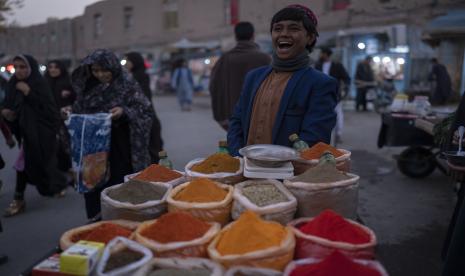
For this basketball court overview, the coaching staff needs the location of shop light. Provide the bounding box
[40,65,47,72]
[357,42,366,50]
[373,56,381,63]
[120,59,127,66]
[0,66,5,72]
[10,68,15,74]
[6,64,14,73]
[396,57,405,65]
[382,56,391,64]
[204,58,211,65]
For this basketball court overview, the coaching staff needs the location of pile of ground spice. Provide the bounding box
[216,211,286,255]
[291,159,352,183]
[298,210,371,244]
[140,212,211,244]
[133,164,182,183]
[290,251,381,276]
[242,183,289,207]
[191,153,240,174]
[301,142,344,160]
[149,268,211,276]
[103,248,144,272]
[72,223,133,244]
[174,178,228,203]
[107,179,165,205]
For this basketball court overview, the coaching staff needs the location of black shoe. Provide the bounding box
[0,254,8,265]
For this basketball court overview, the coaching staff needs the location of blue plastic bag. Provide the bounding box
[66,113,112,193]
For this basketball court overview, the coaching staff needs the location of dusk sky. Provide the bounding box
[7,0,100,26]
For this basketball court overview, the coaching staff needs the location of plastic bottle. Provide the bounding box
[289,133,309,152]
[218,140,229,154]
[158,150,173,169]
[318,151,337,166]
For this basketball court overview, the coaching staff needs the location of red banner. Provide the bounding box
[231,0,239,25]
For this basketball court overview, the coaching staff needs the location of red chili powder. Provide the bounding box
[133,164,182,183]
[72,223,132,244]
[290,251,381,276]
[298,210,371,244]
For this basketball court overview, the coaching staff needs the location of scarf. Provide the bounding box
[272,51,310,72]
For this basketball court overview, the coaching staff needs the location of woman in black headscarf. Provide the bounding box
[1,55,68,216]
[125,52,163,163]
[72,49,153,219]
[45,60,76,108]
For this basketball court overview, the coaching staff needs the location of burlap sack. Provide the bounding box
[293,149,351,175]
[123,170,186,187]
[167,181,234,226]
[134,257,224,276]
[185,157,246,185]
[224,266,281,276]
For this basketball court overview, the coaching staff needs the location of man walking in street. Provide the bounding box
[209,22,271,131]
[355,56,375,111]
[315,47,350,143]
[429,58,452,105]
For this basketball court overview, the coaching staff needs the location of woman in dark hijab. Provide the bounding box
[45,60,76,108]
[1,54,68,216]
[72,49,153,219]
[125,52,163,163]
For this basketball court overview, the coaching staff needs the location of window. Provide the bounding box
[332,0,350,10]
[124,6,134,31]
[50,31,56,42]
[94,13,103,39]
[163,0,178,30]
[40,34,46,44]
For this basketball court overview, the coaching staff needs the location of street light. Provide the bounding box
[357,42,366,50]
[382,56,391,64]
[120,59,127,66]
[204,58,211,65]
[0,67,5,73]
[40,65,47,72]
[373,56,381,63]
[396,57,405,65]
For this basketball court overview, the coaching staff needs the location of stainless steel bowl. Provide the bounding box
[239,144,299,167]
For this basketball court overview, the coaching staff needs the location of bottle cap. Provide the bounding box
[219,140,228,147]
[289,133,299,142]
[158,150,167,158]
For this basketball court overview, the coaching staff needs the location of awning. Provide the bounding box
[422,10,465,40]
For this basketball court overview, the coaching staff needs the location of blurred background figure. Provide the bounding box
[171,58,194,111]
[355,56,376,112]
[315,47,350,144]
[429,58,452,105]
[125,52,164,163]
[209,21,271,131]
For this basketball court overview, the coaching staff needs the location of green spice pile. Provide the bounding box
[292,162,351,183]
[242,183,289,207]
[103,248,144,272]
[149,268,211,276]
[107,180,165,204]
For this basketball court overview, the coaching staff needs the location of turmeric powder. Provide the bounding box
[301,142,344,160]
[216,211,286,255]
[191,153,239,174]
[174,178,228,203]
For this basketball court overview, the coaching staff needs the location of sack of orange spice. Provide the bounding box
[185,153,245,184]
[134,212,221,258]
[167,178,234,226]
[293,142,351,175]
[134,257,224,276]
[124,164,186,188]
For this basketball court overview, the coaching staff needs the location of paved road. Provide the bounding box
[0,95,456,275]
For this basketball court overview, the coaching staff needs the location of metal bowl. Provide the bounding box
[239,144,299,167]
[443,151,465,167]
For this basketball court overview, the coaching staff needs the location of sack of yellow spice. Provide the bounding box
[167,178,234,226]
[185,153,245,185]
[207,211,295,271]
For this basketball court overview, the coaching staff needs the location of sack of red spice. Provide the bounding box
[232,179,297,225]
[123,164,186,187]
[283,252,388,276]
[101,180,171,222]
[167,179,234,226]
[60,220,140,250]
[134,257,224,276]
[288,210,377,260]
[224,266,281,276]
[293,145,352,175]
[95,237,153,276]
[284,172,360,219]
[185,156,245,185]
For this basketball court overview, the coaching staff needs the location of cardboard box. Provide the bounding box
[32,254,69,276]
[60,241,104,275]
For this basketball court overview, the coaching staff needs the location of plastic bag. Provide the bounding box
[60,220,140,250]
[284,174,360,219]
[185,157,245,184]
[232,179,297,225]
[124,170,186,188]
[134,257,224,276]
[134,220,220,258]
[66,113,111,193]
[167,181,234,226]
[208,224,295,271]
[283,257,388,276]
[101,182,171,221]
[224,266,281,276]
[292,149,351,175]
[288,217,377,260]
[95,237,153,276]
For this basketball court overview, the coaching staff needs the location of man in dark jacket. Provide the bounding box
[315,47,350,143]
[430,58,452,105]
[210,22,271,131]
[355,56,375,111]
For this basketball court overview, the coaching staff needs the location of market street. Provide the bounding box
[0,95,457,276]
